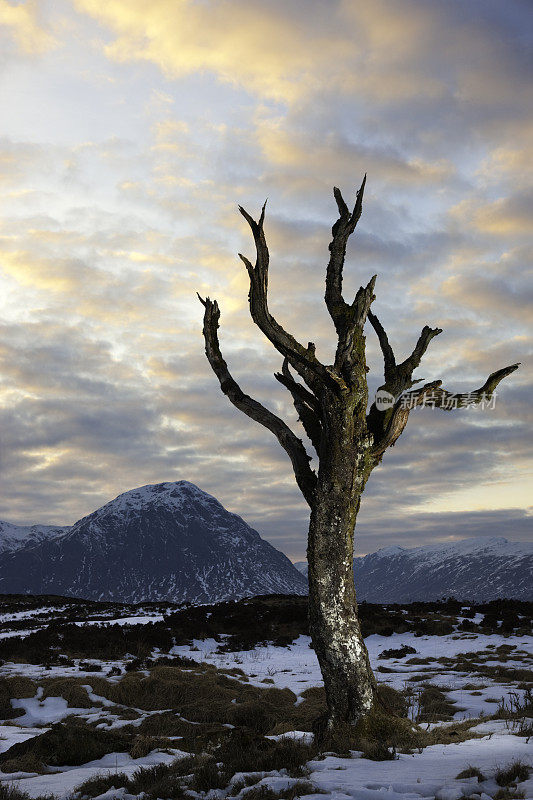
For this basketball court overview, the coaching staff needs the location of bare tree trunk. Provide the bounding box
[307,398,376,731]
[308,497,375,730]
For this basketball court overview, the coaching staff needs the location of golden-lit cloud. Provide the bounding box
[473,196,531,237]
[0,249,81,293]
[441,273,531,326]
[73,0,336,102]
[449,193,532,238]
[0,0,56,54]
[70,0,470,106]
[477,127,533,192]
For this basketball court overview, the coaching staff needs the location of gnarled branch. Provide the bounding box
[324,179,377,381]
[366,309,515,456]
[367,310,396,384]
[326,176,366,331]
[238,203,329,393]
[368,310,442,396]
[370,380,442,461]
[403,363,520,410]
[275,357,322,455]
[366,310,442,449]
[370,363,519,462]
[198,294,317,506]
[401,325,443,379]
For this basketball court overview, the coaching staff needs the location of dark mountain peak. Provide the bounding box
[0,482,306,604]
[74,481,220,524]
[100,481,218,513]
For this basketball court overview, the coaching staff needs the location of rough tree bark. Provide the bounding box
[198,178,518,734]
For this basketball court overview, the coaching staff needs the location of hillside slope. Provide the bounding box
[0,482,307,603]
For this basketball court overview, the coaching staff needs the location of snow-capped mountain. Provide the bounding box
[294,536,533,601]
[0,521,70,555]
[0,482,307,603]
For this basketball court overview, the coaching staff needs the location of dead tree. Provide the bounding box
[198,177,518,733]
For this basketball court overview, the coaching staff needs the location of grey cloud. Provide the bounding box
[0,0,531,562]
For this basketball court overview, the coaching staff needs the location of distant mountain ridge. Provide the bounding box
[0,482,307,604]
[0,521,70,555]
[2,489,530,603]
[294,536,533,601]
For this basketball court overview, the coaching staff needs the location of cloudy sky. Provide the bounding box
[0,0,531,560]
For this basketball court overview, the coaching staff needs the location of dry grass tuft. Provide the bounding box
[456,765,486,781]
[416,685,457,722]
[0,720,130,771]
[128,734,176,759]
[41,678,93,708]
[0,677,37,720]
[0,753,48,775]
[495,759,530,787]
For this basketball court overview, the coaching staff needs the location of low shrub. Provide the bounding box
[493,789,525,800]
[377,684,409,718]
[78,662,102,672]
[216,729,315,775]
[378,645,417,660]
[413,619,455,636]
[129,734,175,759]
[317,706,419,759]
[421,718,483,747]
[0,753,47,775]
[357,738,397,761]
[238,782,320,800]
[130,761,193,794]
[282,780,321,799]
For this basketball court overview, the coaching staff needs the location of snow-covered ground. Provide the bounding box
[172,630,533,718]
[0,612,531,800]
[306,729,533,800]
[0,608,69,625]
[0,607,171,638]
[0,747,186,799]
[73,615,166,627]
